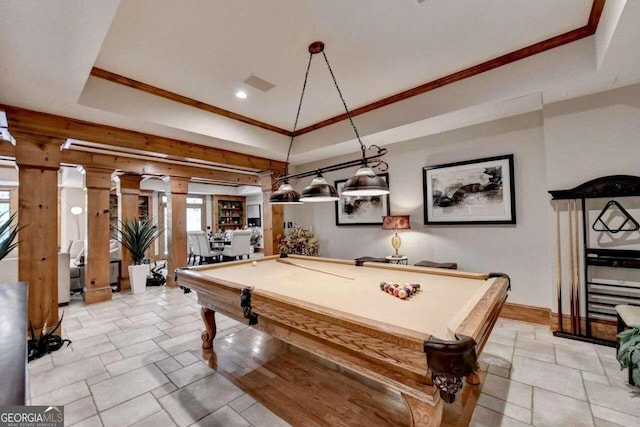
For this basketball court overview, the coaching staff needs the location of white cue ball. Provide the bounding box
[252,261,258,267]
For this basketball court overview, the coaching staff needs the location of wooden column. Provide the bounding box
[83,167,114,304]
[260,173,284,256]
[164,176,189,287]
[14,132,63,335]
[117,173,142,291]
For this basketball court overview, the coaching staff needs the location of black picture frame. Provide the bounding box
[334,173,390,226]
[423,154,516,225]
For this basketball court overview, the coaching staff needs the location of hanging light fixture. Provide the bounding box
[269,41,389,204]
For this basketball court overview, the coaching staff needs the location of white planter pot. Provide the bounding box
[128,264,150,294]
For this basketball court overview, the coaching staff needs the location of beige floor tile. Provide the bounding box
[168,314,198,326]
[157,330,202,355]
[105,348,168,376]
[555,345,604,375]
[65,396,97,425]
[470,406,531,427]
[91,364,169,411]
[70,414,103,427]
[100,393,162,427]
[514,337,555,363]
[481,374,532,409]
[130,410,176,427]
[532,387,593,427]
[241,402,292,427]
[67,323,121,342]
[108,325,164,348]
[193,406,249,427]
[30,380,89,406]
[174,351,199,367]
[119,340,160,358]
[52,342,115,367]
[585,381,640,418]
[71,334,111,350]
[152,382,178,399]
[477,394,531,424]
[591,404,640,427]
[99,349,123,365]
[86,372,111,386]
[163,320,204,338]
[29,361,55,375]
[229,394,256,413]
[510,355,586,400]
[167,361,214,388]
[156,357,182,374]
[582,371,609,386]
[159,374,243,427]
[488,365,510,378]
[30,356,106,397]
[479,342,514,369]
[128,311,162,323]
[156,321,174,331]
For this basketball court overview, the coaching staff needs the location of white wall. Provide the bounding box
[286,83,640,310]
[291,112,551,307]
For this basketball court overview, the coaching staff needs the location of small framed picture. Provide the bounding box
[335,173,390,226]
[423,154,516,225]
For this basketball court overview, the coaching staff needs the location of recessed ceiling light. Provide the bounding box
[235,90,248,99]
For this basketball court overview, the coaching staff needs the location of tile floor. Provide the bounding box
[28,287,640,427]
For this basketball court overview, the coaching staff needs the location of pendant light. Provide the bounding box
[269,41,389,204]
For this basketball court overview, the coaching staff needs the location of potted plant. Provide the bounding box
[0,212,19,261]
[110,218,162,294]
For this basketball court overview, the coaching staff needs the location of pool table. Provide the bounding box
[176,255,509,427]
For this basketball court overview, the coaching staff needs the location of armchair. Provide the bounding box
[222,230,252,261]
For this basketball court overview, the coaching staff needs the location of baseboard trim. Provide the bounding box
[500,302,551,325]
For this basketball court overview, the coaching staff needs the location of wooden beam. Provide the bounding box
[1,104,286,173]
[260,173,284,256]
[83,167,114,305]
[14,133,63,335]
[90,67,293,137]
[165,176,189,287]
[117,173,143,292]
[60,149,260,185]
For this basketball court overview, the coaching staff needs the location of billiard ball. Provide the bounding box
[252,261,258,267]
[393,287,400,297]
[398,289,408,299]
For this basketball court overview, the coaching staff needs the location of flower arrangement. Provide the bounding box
[278,224,318,256]
[250,228,262,246]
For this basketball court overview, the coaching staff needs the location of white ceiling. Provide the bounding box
[1,0,640,167]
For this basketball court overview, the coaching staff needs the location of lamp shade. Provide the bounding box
[299,174,340,202]
[382,215,411,230]
[269,182,303,204]
[340,167,390,197]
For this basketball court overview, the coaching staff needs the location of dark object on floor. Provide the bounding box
[146,261,166,286]
[27,312,71,362]
[414,260,458,270]
[354,256,389,266]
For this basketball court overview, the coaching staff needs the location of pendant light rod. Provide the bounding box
[278,145,388,181]
[320,51,367,163]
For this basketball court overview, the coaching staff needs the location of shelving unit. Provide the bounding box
[549,175,640,345]
[213,195,246,232]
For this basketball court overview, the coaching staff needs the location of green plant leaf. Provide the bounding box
[110,218,163,265]
[0,212,20,261]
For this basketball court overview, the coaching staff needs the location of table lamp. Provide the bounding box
[382,215,411,258]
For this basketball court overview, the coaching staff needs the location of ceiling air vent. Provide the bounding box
[243,75,275,92]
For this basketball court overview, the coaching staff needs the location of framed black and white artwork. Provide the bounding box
[423,154,516,225]
[335,173,390,226]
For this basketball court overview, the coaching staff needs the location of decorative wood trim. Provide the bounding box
[500,302,551,325]
[0,104,286,173]
[549,175,640,199]
[90,67,293,137]
[295,0,606,135]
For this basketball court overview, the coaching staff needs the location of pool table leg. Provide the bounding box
[201,307,216,349]
[465,364,481,385]
[401,393,443,427]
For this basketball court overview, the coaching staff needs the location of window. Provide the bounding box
[0,190,11,221]
[186,195,205,232]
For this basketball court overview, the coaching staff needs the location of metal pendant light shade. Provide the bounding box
[299,174,340,202]
[340,166,390,197]
[269,181,303,204]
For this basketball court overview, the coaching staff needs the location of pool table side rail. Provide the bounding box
[178,267,430,372]
[176,266,440,403]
